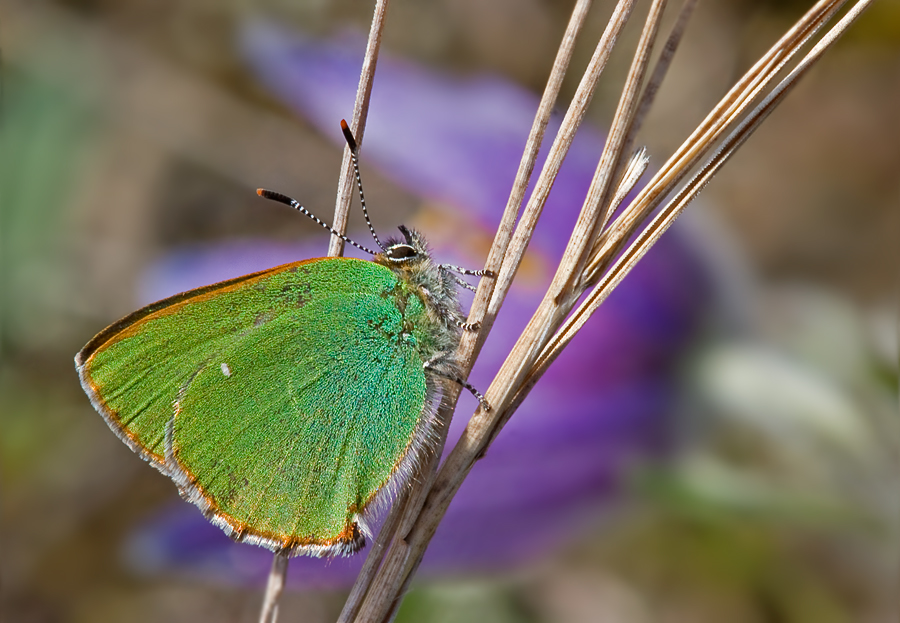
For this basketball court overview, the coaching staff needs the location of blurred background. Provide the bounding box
[2,1,897,622]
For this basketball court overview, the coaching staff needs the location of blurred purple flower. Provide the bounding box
[125,21,712,587]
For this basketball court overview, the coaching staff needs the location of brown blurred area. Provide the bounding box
[1,1,897,622]
[14,0,898,300]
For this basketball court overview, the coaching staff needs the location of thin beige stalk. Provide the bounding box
[514,0,863,417]
[626,0,698,154]
[611,148,651,213]
[327,0,391,258]
[336,486,410,623]
[258,553,288,623]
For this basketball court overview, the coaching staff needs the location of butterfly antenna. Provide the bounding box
[340,119,385,251]
[256,189,378,256]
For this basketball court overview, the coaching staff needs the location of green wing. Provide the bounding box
[76,257,428,556]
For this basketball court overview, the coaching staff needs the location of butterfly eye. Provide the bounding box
[386,245,417,260]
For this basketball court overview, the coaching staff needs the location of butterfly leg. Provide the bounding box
[441,264,496,279]
[423,359,490,411]
[419,283,481,331]
[455,318,480,332]
[440,265,496,293]
[446,271,478,293]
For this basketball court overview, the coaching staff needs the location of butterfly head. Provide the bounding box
[377,225,433,271]
[374,225,464,318]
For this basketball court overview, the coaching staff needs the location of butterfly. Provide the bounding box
[75,121,490,557]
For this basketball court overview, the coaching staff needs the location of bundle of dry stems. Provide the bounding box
[256,1,875,621]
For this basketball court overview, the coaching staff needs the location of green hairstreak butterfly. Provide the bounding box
[75,121,490,557]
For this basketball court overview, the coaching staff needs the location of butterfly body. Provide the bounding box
[76,227,464,557]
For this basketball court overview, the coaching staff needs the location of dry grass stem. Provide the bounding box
[587,0,851,281]
[258,553,288,623]
[580,0,860,292]
[327,0,391,258]
[586,0,668,240]
[435,0,674,464]
[538,0,872,397]
[486,0,637,327]
[468,0,595,354]
[628,0,698,151]
[336,487,410,623]
[459,0,666,482]
[610,147,651,218]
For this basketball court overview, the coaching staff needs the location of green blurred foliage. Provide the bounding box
[1,69,98,357]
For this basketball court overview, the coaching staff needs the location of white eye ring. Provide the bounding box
[386,245,417,260]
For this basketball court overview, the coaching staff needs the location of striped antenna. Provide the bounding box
[256,189,378,256]
[340,120,385,251]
